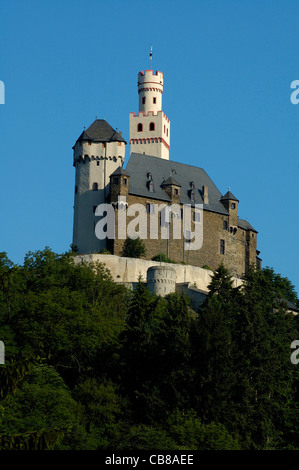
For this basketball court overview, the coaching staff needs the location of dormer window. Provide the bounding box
[147,172,152,180]
[190,189,195,202]
[137,123,143,132]
[149,181,154,192]
[149,122,155,131]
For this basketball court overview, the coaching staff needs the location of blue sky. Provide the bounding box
[0,0,298,293]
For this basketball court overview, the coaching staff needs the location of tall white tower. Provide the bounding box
[129,70,170,160]
[72,119,126,254]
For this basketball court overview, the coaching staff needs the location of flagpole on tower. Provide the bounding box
[149,45,153,70]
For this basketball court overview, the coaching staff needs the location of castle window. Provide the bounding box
[181,208,184,219]
[167,128,168,136]
[146,203,155,214]
[190,189,195,202]
[153,97,156,104]
[75,185,78,194]
[231,203,236,209]
[220,239,225,255]
[92,182,98,191]
[193,211,200,222]
[174,188,178,195]
[123,178,127,186]
[102,143,106,148]
[160,207,170,226]
[97,161,100,166]
[149,122,155,131]
[137,123,143,132]
[149,181,154,192]
[113,177,119,185]
[185,230,192,243]
[223,220,228,230]
[118,142,121,146]
[142,97,146,104]
[88,141,91,146]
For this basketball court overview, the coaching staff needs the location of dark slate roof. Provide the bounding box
[110,166,129,177]
[277,298,299,313]
[220,190,239,202]
[237,219,257,233]
[161,176,181,187]
[75,119,127,146]
[124,153,229,215]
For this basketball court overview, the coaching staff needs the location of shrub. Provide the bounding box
[122,237,146,259]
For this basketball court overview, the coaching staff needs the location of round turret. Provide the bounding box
[147,265,176,296]
[138,70,164,114]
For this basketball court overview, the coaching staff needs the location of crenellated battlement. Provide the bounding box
[129,110,170,122]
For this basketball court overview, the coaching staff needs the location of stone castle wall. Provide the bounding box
[74,254,243,293]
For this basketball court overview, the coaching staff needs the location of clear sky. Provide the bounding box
[0,0,298,293]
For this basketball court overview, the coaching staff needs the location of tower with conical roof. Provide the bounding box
[129,70,170,160]
[72,119,126,254]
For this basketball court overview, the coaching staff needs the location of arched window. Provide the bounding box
[137,123,143,132]
[92,182,98,191]
[149,122,155,131]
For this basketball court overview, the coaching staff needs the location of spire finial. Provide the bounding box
[149,44,153,70]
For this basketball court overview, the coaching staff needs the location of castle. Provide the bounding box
[72,68,261,294]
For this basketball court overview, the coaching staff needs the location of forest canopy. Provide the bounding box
[0,248,298,450]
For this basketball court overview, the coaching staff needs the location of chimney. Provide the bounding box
[202,185,209,204]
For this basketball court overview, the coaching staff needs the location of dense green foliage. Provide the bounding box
[122,237,146,258]
[0,249,298,450]
[152,253,177,263]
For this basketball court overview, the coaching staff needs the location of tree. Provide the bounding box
[72,378,125,450]
[122,237,146,258]
[167,409,241,450]
[119,280,166,422]
[0,363,74,450]
[192,265,240,425]
[232,267,298,449]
